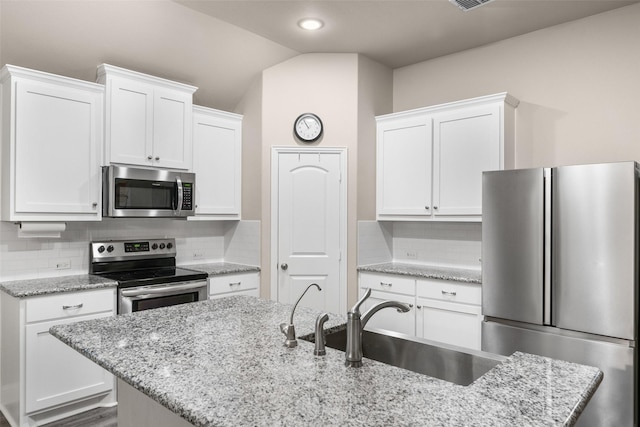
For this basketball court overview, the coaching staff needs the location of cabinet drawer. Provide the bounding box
[359,272,415,296]
[209,273,259,296]
[26,289,115,323]
[417,279,481,305]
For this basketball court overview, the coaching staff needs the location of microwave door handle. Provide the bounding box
[175,176,183,216]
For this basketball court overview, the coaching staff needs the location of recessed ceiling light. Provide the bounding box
[298,18,324,31]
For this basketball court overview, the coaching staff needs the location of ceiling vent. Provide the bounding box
[449,0,495,11]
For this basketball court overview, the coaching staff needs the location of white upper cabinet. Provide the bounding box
[376,93,518,221]
[190,106,242,220]
[0,65,104,221]
[97,64,197,170]
[376,111,432,216]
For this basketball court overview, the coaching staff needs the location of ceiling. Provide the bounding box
[176,0,638,69]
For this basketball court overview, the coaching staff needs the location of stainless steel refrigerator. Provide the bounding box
[482,162,638,427]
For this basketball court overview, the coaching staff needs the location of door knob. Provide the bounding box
[280,263,288,271]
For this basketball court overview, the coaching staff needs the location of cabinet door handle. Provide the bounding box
[155,156,160,161]
[147,155,153,160]
[380,282,392,288]
[433,206,439,210]
[62,303,83,310]
[425,206,430,210]
[416,305,422,309]
[441,290,457,296]
[229,282,241,288]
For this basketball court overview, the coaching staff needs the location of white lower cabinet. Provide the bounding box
[361,290,416,336]
[1,289,116,426]
[358,272,482,351]
[209,272,260,299]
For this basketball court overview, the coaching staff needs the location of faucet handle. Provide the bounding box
[314,313,329,356]
[350,288,372,314]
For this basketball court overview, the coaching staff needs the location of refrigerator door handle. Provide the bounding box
[543,168,552,326]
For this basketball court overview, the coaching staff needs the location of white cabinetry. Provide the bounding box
[359,272,416,335]
[209,272,259,299]
[358,272,482,350]
[416,279,482,350]
[191,106,242,220]
[376,93,518,221]
[97,64,197,170]
[1,289,116,426]
[0,65,103,221]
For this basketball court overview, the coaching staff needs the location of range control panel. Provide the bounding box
[91,238,176,261]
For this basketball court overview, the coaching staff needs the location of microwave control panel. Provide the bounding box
[182,183,193,210]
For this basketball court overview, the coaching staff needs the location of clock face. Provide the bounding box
[294,113,323,142]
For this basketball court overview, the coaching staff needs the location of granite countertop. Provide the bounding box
[359,262,482,284]
[0,274,118,298]
[0,263,258,298]
[180,262,260,276]
[50,296,601,427]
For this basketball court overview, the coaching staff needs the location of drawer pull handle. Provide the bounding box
[441,290,457,296]
[380,282,393,288]
[62,303,83,310]
[229,282,241,287]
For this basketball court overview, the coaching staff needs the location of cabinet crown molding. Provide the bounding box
[0,64,104,93]
[96,63,197,94]
[377,92,519,122]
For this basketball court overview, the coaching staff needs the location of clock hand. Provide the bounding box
[304,120,310,129]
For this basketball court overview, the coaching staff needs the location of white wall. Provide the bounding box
[0,220,260,282]
[393,3,640,168]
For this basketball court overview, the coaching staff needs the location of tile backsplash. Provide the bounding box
[358,221,481,270]
[0,220,260,281]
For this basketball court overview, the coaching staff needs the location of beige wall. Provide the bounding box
[235,76,263,221]
[393,3,640,168]
[357,55,394,221]
[0,1,296,112]
[256,53,391,306]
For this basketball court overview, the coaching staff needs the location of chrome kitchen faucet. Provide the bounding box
[279,283,322,348]
[345,288,411,367]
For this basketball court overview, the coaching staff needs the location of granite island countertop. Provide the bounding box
[359,262,482,284]
[50,296,601,426]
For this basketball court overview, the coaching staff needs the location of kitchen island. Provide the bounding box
[50,296,602,426]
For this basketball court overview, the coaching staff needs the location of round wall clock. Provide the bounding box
[294,113,323,143]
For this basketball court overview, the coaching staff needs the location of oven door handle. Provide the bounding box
[121,281,206,298]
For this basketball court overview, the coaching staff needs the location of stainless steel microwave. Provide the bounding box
[102,165,195,218]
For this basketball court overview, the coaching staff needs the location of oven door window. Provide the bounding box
[132,292,198,312]
[115,178,176,210]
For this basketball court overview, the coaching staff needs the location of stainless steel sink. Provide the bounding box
[304,327,507,386]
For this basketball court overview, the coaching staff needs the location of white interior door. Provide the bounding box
[272,149,345,314]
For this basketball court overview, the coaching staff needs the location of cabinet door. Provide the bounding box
[153,88,192,170]
[376,114,432,217]
[360,289,415,335]
[432,104,500,216]
[416,298,482,350]
[107,78,154,166]
[192,110,242,218]
[14,80,102,219]
[25,312,114,413]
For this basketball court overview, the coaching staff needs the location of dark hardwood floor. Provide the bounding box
[0,406,116,427]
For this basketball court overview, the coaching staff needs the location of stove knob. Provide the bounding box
[167,242,173,249]
[152,243,158,250]
[107,245,114,253]
[159,243,166,249]
[97,245,105,253]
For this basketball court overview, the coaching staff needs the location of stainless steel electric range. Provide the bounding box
[90,238,208,314]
